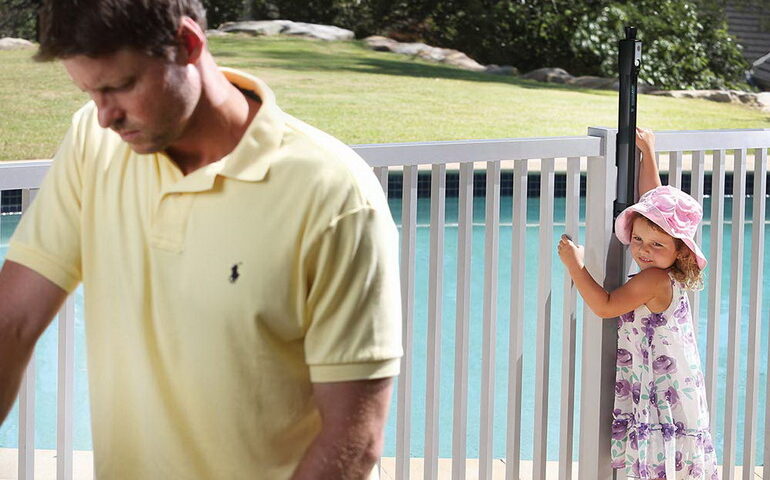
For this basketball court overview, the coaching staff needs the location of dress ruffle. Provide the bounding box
[611,420,718,479]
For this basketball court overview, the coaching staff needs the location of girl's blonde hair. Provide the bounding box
[632,213,704,291]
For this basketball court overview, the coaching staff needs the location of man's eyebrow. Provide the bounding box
[84,77,134,93]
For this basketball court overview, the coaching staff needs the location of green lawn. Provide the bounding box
[1,35,768,161]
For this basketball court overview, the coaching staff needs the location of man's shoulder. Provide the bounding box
[274,114,382,206]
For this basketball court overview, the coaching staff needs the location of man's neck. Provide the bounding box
[166,60,260,176]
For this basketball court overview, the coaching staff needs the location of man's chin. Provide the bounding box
[125,140,163,155]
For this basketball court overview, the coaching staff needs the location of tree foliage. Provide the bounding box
[0,0,761,89]
[0,0,41,40]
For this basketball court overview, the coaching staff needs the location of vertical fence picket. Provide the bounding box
[533,158,555,480]
[668,151,683,188]
[452,162,474,480]
[559,157,580,480]
[57,297,76,480]
[18,188,37,480]
[424,164,446,480]
[479,161,500,480]
[396,165,418,480]
[689,151,706,338]
[374,166,388,194]
[722,149,746,480]
[741,148,766,480]
[506,159,527,480]
[705,150,725,431]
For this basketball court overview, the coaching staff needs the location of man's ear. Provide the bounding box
[177,16,205,64]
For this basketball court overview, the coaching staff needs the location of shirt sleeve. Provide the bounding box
[5,115,85,293]
[303,205,403,383]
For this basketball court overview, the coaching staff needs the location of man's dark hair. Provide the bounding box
[35,0,207,61]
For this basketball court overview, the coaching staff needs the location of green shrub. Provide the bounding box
[0,0,41,40]
[571,0,749,89]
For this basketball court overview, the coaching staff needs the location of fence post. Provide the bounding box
[580,128,620,480]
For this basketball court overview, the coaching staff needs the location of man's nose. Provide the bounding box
[95,94,123,129]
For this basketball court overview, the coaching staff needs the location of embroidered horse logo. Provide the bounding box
[229,263,242,284]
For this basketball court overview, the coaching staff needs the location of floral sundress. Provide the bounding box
[611,273,718,479]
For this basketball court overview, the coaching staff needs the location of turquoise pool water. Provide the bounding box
[1,195,769,463]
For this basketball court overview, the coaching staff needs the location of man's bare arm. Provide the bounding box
[0,261,67,424]
[291,377,394,480]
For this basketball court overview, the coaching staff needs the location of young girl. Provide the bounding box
[557,128,717,480]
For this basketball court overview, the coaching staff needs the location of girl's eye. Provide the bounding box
[653,242,663,248]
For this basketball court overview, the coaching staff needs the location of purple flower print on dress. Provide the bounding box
[653,355,677,374]
[612,418,628,439]
[664,386,680,406]
[675,451,683,471]
[642,325,655,340]
[637,423,650,440]
[632,382,641,404]
[611,458,625,469]
[661,423,675,441]
[632,460,649,478]
[653,465,667,478]
[689,463,703,476]
[674,421,686,437]
[621,311,635,323]
[648,382,658,406]
[615,380,632,398]
[673,297,689,324]
[629,430,638,450]
[617,348,633,366]
[643,312,668,328]
[704,436,714,454]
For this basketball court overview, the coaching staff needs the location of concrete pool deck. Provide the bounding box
[1,449,766,479]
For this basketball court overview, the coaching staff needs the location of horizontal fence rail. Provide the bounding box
[1,128,769,480]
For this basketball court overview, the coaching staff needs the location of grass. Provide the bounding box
[1,35,769,161]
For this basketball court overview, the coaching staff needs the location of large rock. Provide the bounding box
[649,89,765,108]
[219,20,354,41]
[568,75,617,90]
[521,67,574,84]
[0,37,35,50]
[757,92,770,112]
[485,64,519,76]
[363,35,486,72]
[205,29,229,37]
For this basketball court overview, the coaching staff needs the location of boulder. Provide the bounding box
[0,37,35,50]
[364,35,399,52]
[521,67,573,84]
[757,92,770,112]
[363,36,486,72]
[568,75,617,90]
[219,20,354,41]
[205,29,229,37]
[485,64,519,76]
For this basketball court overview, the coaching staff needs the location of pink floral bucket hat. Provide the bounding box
[615,185,707,269]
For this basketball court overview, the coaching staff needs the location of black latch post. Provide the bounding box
[614,26,642,220]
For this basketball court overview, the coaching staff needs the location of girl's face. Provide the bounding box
[629,217,680,271]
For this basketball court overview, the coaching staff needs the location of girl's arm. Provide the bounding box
[636,127,662,196]
[557,235,668,318]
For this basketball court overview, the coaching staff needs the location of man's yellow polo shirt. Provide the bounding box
[7,68,402,479]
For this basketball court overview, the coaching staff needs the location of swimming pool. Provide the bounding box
[1,195,769,463]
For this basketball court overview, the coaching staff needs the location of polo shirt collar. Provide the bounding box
[217,68,285,182]
[160,68,284,194]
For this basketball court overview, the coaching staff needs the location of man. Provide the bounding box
[0,1,403,478]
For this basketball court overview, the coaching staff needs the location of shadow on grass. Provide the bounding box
[211,39,615,95]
